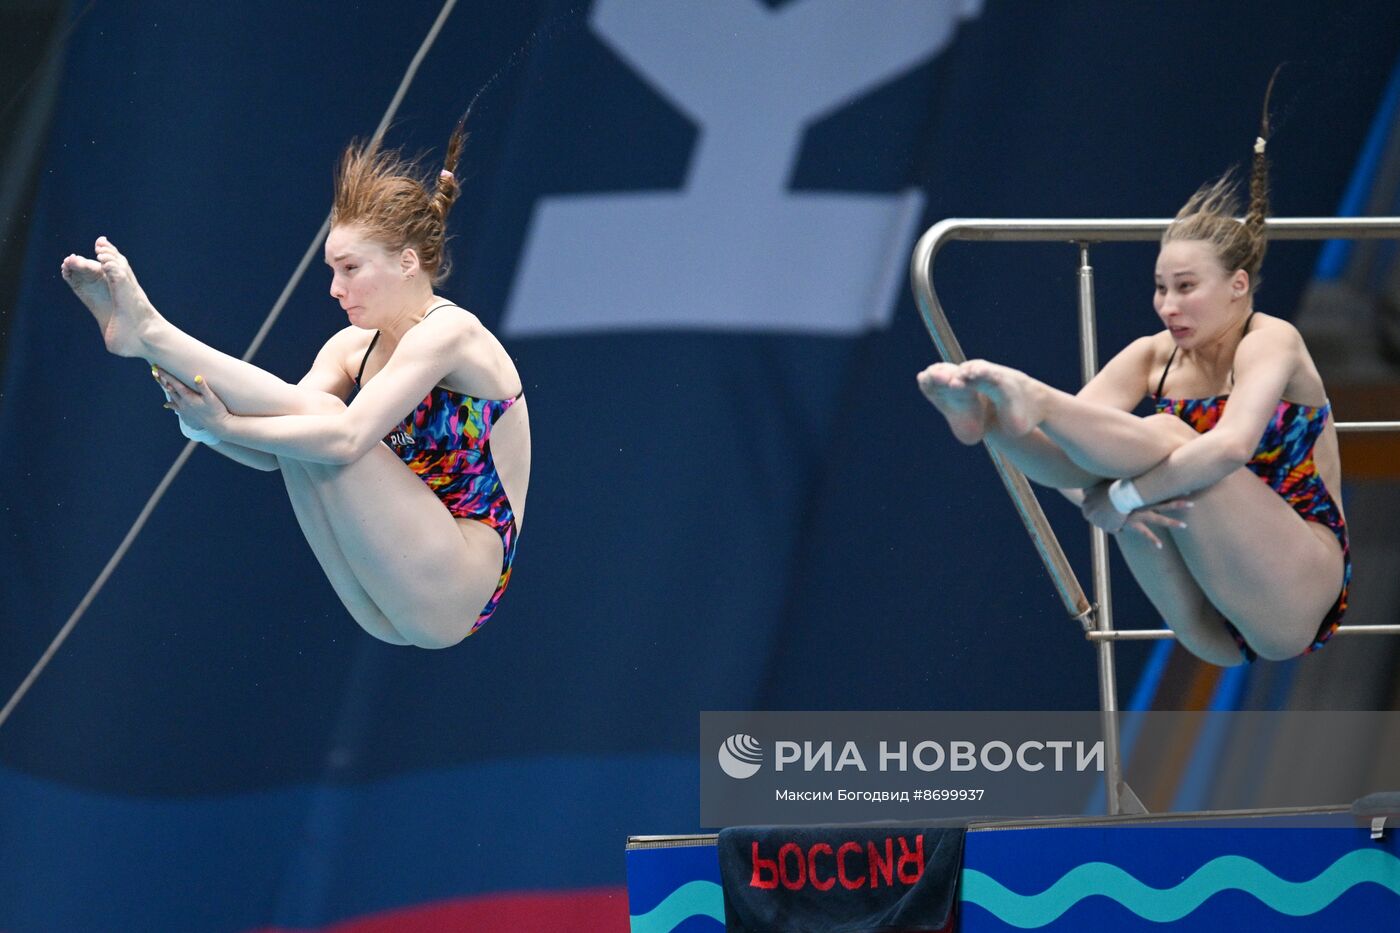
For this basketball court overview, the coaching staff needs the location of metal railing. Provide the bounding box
[909,217,1400,815]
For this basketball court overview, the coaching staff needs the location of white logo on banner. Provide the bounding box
[719,734,765,779]
[503,0,982,336]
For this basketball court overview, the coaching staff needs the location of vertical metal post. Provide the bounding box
[1076,243,1127,815]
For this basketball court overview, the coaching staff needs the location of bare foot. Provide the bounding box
[959,360,1046,437]
[60,253,128,353]
[916,362,988,445]
[90,236,162,358]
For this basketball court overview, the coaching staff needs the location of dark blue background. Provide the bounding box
[2,1,1397,929]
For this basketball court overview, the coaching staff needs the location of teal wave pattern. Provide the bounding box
[962,849,1400,928]
[629,879,725,932]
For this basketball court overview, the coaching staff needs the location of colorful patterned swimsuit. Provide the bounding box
[354,305,521,633]
[1153,333,1349,662]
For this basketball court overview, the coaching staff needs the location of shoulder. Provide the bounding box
[1107,333,1169,377]
[314,324,377,369]
[405,301,499,357]
[1241,312,1301,342]
[408,300,520,397]
[1235,313,1304,364]
[397,301,501,374]
[1129,333,1171,364]
[1080,333,1162,407]
[404,302,485,345]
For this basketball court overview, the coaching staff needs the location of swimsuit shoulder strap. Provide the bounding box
[1153,345,1178,400]
[354,331,381,388]
[422,302,459,319]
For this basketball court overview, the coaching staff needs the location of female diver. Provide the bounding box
[60,124,531,649]
[917,105,1347,667]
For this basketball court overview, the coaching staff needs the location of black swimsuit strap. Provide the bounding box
[1153,346,1178,400]
[354,331,381,388]
[1153,310,1258,399]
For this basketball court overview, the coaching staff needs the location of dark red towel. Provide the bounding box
[718,825,964,932]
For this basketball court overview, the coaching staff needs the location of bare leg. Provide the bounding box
[279,457,412,646]
[962,360,1187,478]
[981,419,1105,489]
[1114,526,1246,667]
[63,238,339,416]
[1116,470,1344,664]
[1170,468,1344,661]
[279,395,525,648]
[295,444,504,649]
[285,401,529,646]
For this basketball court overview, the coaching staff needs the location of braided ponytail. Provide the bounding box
[428,117,468,281]
[1163,66,1283,295]
[1244,65,1282,246]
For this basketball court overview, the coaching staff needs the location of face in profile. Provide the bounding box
[325,225,409,328]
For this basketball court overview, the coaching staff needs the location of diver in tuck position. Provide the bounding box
[63,121,530,649]
[918,83,1347,666]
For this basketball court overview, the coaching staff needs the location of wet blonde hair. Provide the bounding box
[1162,68,1281,294]
[330,119,467,286]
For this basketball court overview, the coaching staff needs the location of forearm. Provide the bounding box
[216,412,360,464]
[1132,433,1246,504]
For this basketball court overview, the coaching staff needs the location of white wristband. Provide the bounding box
[1108,478,1144,514]
[178,415,221,446]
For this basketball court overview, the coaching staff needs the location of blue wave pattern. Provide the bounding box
[962,850,1400,928]
[629,880,725,932]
